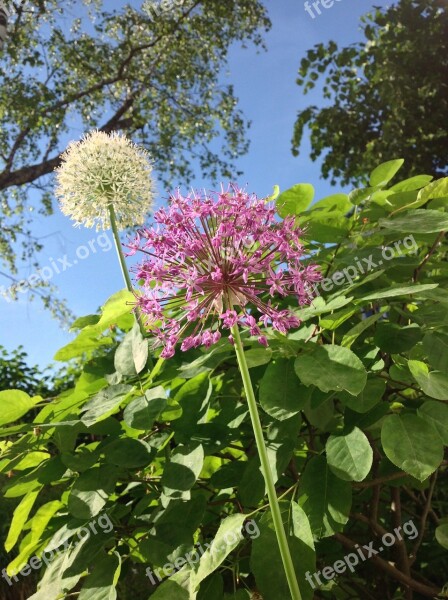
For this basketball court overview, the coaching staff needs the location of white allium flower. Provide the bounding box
[55,130,155,230]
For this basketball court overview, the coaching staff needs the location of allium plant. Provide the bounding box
[127,185,321,358]
[55,130,154,337]
[128,184,321,600]
[55,130,154,230]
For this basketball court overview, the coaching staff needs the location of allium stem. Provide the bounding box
[108,204,148,341]
[230,324,303,600]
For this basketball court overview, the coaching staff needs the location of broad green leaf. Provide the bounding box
[150,580,189,600]
[308,193,351,214]
[423,332,448,371]
[373,323,423,354]
[250,502,315,600]
[70,314,101,331]
[123,386,167,430]
[197,573,224,600]
[191,514,246,591]
[84,289,134,335]
[81,384,132,426]
[114,330,137,377]
[0,390,42,426]
[54,331,114,361]
[260,358,309,420]
[78,551,121,600]
[342,378,386,413]
[357,284,437,302]
[435,524,448,550]
[68,465,118,519]
[298,455,352,538]
[5,489,40,551]
[381,414,443,481]
[276,183,314,218]
[28,500,63,545]
[369,159,404,187]
[102,438,154,468]
[349,187,377,206]
[172,372,211,435]
[244,347,273,368]
[326,427,373,482]
[131,323,149,374]
[417,177,448,203]
[417,401,448,444]
[295,345,367,396]
[341,312,385,348]
[389,175,433,192]
[161,444,204,499]
[379,210,448,233]
[408,360,448,400]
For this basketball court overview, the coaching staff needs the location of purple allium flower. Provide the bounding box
[127,184,321,358]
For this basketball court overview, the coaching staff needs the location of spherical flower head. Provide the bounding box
[127,184,322,358]
[55,130,155,230]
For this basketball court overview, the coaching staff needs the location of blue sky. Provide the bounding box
[0,0,391,369]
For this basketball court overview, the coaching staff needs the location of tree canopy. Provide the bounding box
[291,0,448,185]
[0,0,270,320]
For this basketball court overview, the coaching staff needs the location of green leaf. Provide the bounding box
[244,347,273,368]
[373,323,423,354]
[191,514,246,591]
[68,465,118,519]
[417,177,448,203]
[342,378,386,413]
[381,414,443,481]
[161,444,204,499]
[0,390,42,426]
[408,360,448,400]
[123,386,167,430]
[102,438,154,468]
[197,573,224,600]
[369,159,404,187]
[276,183,314,218]
[435,524,448,550]
[54,332,114,361]
[348,187,377,206]
[389,175,433,193]
[250,503,315,600]
[379,210,448,233]
[81,384,131,426]
[260,358,309,420]
[357,284,437,302]
[422,332,448,371]
[151,581,189,600]
[294,345,367,396]
[114,330,137,377]
[131,323,149,374]
[78,551,121,600]
[84,290,134,335]
[326,427,373,481]
[341,312,385,348]
[5,489,40,551]
[298,455,352,538]
[417,401,448,444]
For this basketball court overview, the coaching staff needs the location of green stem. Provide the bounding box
[230,324,303,600]
[108,204,147,341]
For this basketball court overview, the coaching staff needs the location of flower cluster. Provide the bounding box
[127,185,321,358]
[55,131,154,230]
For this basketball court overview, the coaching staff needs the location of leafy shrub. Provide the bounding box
[1,161,447,600]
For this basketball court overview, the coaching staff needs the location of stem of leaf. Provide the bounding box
[230,324,303,600]
[108,204,147,339]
